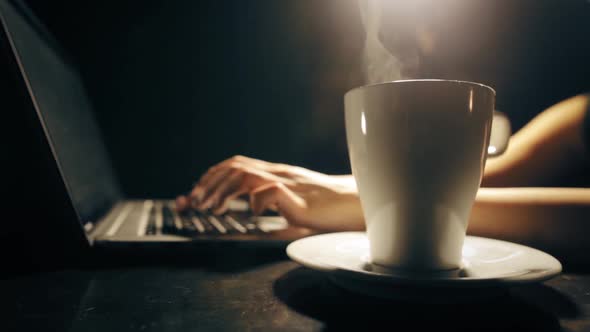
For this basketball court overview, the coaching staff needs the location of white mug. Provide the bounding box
[344,80,495,271]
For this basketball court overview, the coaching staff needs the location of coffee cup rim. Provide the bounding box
[345,79,496,98]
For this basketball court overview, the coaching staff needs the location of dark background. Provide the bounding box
[21,0,590,198]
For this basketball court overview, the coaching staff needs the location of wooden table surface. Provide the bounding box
[1,245,589,332]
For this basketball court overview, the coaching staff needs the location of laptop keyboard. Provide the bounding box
[144,202,267,236]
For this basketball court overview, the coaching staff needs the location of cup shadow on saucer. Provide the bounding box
[273,267,580,332]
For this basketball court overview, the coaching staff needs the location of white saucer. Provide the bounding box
[286,232,561,297]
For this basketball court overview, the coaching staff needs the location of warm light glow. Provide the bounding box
[487,146,497,154]
[361,112,367,135]
[469,89,474,113]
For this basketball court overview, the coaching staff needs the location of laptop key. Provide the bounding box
[145,205,157,235]
[219,216,239,234]
[154,202,164,235]
[224,215,247,234]
[232,214,261,233]
[173,211,183,231]
[206,215,227,234]
[194,211,216,233]
[162,205,177,234]
[190,212,206,234]
[180,212,197,233]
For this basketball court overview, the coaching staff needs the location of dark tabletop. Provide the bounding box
[2,246,590,332]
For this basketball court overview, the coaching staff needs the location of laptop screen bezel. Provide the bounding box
[0,0,122,240]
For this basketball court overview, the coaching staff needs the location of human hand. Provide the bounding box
[175,155,364,231]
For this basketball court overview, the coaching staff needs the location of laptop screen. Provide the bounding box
[0,0,121,226]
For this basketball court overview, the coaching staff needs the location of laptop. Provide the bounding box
[0,0,318,263]
[0,0,513,272]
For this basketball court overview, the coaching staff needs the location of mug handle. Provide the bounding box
[488,110,511,157]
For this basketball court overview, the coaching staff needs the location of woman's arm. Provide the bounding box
[468,187,590,260]
[177,94,590,260]
[482,94,590,187]
[470,94,590,262]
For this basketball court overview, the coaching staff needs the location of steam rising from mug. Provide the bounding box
[359,0,418,84]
